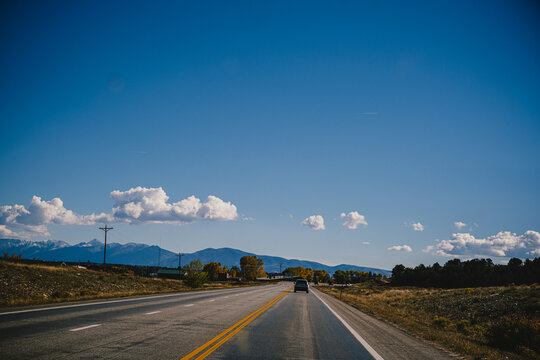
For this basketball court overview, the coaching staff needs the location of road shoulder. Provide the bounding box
[312,288,460,360]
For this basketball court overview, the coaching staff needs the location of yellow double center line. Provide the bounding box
[180,287,292,360]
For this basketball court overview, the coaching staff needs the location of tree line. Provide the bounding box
[182,255,267,288]
[283,266,332,283]
[333,270,387,284]
[283,266,386,284]
[391,257,540,288]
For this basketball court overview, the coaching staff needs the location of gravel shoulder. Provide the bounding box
[313,287,459,360]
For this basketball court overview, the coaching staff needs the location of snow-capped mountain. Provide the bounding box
[0,238,391,275]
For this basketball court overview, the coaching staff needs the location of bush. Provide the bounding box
[488,316,540,356]
[184,271,208,288]
[433,316,453,329]
[183,259,208,288]
[51,291,71,298]
[78,289,96,296]
[456,319,472,334]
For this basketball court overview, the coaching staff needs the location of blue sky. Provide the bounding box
[1,1,539,269]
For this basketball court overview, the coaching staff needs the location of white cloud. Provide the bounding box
[0,196,91,236]
[340,211,368,229]
[361,241,371,245]
[109,188,237,224]
[423,230,540,258]
[388,245,412,252]
[301,215,325,231]
[108,187,238,224]
[0,225,25,239]
[411,222,424,231]
[0,187,239,236]
[454,221,467,230]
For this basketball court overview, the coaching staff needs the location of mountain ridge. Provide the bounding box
[0,238,391,276]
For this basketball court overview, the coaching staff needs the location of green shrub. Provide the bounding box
[78,289,96,296]
[184,271,208,288]
[433,316,453,329]
[488,316,540,356]
[51,291,71,298]
[456,319,472,334]
[123,269,135,277]
[183,259,208,288]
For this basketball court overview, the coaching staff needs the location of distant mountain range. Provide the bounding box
[0,238,391,276]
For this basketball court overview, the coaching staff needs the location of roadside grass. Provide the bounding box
[0,261,261,307]
[316,283,540,360]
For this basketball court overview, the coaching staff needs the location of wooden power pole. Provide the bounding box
[99,225,113,264]
[175,253,184,269]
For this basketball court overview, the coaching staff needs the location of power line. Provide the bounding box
[99,225,113,264]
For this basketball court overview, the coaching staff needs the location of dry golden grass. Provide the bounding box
[316,283,540,360]
[0,261,260,307]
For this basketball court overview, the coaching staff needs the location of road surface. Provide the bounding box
[0,283,456,359]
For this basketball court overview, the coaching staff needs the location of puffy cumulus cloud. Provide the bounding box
[454,221,467,230]
[388,245,412,252]
[0,187,239,236]
[412,222,424,231]
[110,187,237,224]
[0,196,92,235]
[301,215,325,231]
[0,225,26,239]
[340,211,368,229]
[423,230,540,258]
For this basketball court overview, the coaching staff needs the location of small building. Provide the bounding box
[157,269,182,280]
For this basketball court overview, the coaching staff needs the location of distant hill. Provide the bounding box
[0,238,391,276]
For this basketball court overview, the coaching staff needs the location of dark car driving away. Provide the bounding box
[294,279,309,293]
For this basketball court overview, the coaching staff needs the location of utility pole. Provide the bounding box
[175,253,184,269]
[279,263,283,273]
[158,236,162,267]
[99,225,113,265]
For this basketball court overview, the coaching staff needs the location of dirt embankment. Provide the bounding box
[0,261,254,307]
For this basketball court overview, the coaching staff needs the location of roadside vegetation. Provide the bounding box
[0,255,268,307]
[313,256,540,360]
[317,283,539,360]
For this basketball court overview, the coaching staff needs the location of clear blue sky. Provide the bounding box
[1,0,539,269]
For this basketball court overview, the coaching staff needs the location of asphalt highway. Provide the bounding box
[0,283,455,359]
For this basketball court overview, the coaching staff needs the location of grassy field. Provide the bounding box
[0,260,259,307]
[316,283,540,360]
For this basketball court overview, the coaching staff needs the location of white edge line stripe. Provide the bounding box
[145,311,161,315]
[0,285,265,316]
[185,304,194,307]
[70,324,101,332]
[312,290,384,360]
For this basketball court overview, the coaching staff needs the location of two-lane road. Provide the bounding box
[0,283,455,359]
